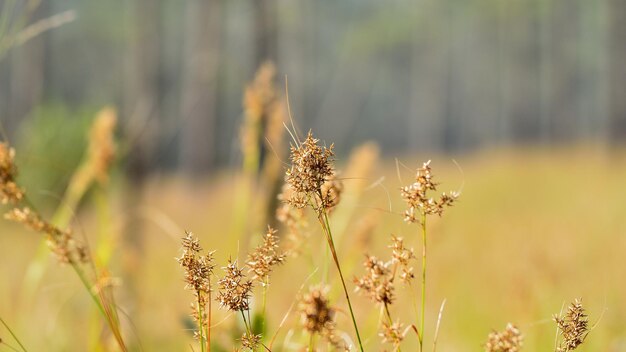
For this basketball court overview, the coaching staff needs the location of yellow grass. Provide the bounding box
[1,145,624,351]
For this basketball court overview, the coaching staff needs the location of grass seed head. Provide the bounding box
[0,142,24,204]
[246,226,286,284]
[400,160,459,223]
[5,206,87,264]
[484,323,523,352]
[554,299,589,351]
[217,259,253,312]
[177,232,214,296]
[389,234,415,284]
[354,255,395,305]
[380,320,407,347]
[285,131,336,210]
[240,331,262,351]
[298,285,348,350]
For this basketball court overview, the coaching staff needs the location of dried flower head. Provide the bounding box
[354,255,395,305]
[320,173,343,212]
[380,320,407,347]
[484,323,523,352]
[285,131,336,210]
[298,285,348,350]
[400,160,459,223]
[240,331,261,351]
[388,235,415,284]
[0,142,24,204]
[246,226,286,284]
[177,231,214,297]
[217,259,253,312]
[5,206,87,264]
[554,299,589,352]
[87,107,117,184]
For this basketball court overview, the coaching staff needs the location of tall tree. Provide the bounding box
[179,0,221,175]
[608,0,626,143]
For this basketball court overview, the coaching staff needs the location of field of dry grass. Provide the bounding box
[1,142,624,351]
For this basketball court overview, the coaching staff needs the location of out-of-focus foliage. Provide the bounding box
[15,103,93,207]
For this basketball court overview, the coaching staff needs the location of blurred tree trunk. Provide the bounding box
[253,0,277,66]
[122,0,162,315]
[608,0,626,143]
[179,0,221,175]
[7,1,50,135]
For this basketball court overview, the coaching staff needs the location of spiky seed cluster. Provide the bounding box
[178,232,214,297]
[285,131,336,210]
[354,255,395,305]
[217,259,253,312]
[240,332,261,351]
[5,207,87,264]
[299,285,335,334]
[389,235,415,284]
[554,299,589,352]
[298,285,347,350]
[0,142,24,204]
[484,323,523,352]
[246,226,286,284]
[320,173,343,212]
[400,160,459,223]
[380,320,407,347]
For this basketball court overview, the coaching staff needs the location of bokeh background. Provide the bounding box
[0,0,625,351]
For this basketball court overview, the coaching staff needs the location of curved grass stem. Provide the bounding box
[419,212,427,352]
[0,315,27,352]
[319,210,364,352]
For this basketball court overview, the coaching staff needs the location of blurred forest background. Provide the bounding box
[1,0,626,176]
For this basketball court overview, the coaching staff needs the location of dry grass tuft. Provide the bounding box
[554,299,589,352]
[400,160,458,223]
[484,323,523,352]
[246,226,286,285]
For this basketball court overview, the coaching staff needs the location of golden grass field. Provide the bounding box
[1,143,624,351]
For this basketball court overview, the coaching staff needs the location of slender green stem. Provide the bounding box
[383,304,402,352]
[319,210,364,352]
[308,333,314,352]
[0,316,27,352]
[197,296,206,352]
[241,310,251,334]
[206,290,211,352]
[419,212,427,352]
[70,263,126,351]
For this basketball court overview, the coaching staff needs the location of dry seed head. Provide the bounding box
[246,226,286,284]
[0,142,24,204]
[354,255,395,305]
[87,107,117,184]
[380,320,407,347]
[298,285,348,350]
[389,235,415,284]
[177,232,214,296]
[217,259,253,312]
[4,206,87,264]
[298,285,335,334]
[400,160,459,223]
[484,323,523,352]
[554,299,589,352]
[240,331,262,351]
[320,172,343,212]
[285,131,336,210]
